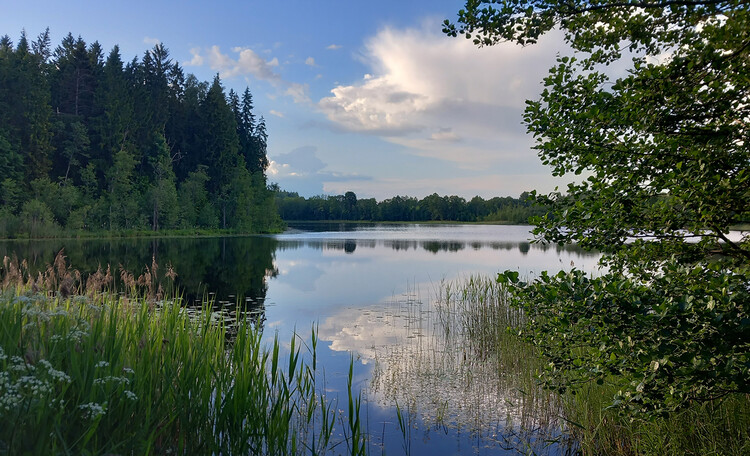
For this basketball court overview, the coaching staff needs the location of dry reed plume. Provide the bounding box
[1,250,176,300]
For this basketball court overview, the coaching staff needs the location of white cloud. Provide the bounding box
[318,21,568,168]
[186,47,203,66]
[430,128,459,142]
[185,45,309,103]
[269,110,285,118]
[285,83,310,103]
[305,56,316,66]
[326,44,343,50]
[267,160,290,177]
[143,36,161,46]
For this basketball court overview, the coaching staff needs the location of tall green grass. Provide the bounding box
[0,254,363,455]
[562,380,750,456]
[435,276,571,451]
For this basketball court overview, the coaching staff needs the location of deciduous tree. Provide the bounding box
[448,0,750,415]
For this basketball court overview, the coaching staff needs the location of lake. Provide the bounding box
[0,223,600,455]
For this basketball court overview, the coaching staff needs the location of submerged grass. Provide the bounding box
[0,254,363,455]
[368,276,573,454]
[440,274,750,456]
[435,276,571,452]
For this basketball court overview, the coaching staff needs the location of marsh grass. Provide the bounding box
[366,276,574,454]
[0,254,364,455]
[562,380,750,456]
[440,275,750,456]
[436,276,572,451]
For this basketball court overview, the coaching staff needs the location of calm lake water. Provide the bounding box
[1,223,601,455]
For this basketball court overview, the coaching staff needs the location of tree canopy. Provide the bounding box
[447,0,749,416]
[0,30,282,236]
[275,190,544,223]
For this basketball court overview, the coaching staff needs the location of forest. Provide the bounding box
[274,190,545,223]
[0,29,282,238]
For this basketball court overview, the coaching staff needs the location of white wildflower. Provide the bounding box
[78,402,106,420]
[39,361,71,384]
[8,357,34,373]
[124,390,138,401]
[95,361,110,369]
[16,376,52,396]
[67,329,88,342]
[93,376,130,387]
[0,390,23,411]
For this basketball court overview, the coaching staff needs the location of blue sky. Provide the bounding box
[2,0,572,200]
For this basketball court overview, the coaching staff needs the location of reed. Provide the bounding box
[0,254,363,455]
[440,274,750,456]
[436,276,571,446]
[365,275,572,454]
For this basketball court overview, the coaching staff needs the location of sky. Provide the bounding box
[2,0,574,200]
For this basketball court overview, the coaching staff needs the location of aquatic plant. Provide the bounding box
[0,255,364,455]
[367,276,574,454]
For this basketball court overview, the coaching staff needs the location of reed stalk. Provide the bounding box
[0,254,363,455]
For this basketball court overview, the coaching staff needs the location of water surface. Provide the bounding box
[1,223,600,454]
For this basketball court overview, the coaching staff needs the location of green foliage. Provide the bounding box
[275,190,544,223]
[19,199,58,238]
[0,288,358,455]
[0,131,23,183]
[499,266,749,415]
[450,0,750,420]
[0,31,279,237]
[0,208,19,239]
[0,179,22,211]
[178,166,215,229]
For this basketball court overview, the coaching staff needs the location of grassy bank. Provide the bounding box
[0,257,363,455]
[441,275,750,455]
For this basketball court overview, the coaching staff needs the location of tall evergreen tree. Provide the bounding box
[51,34,96,118]
[11,31,53,181]
[90,45,133,193]
[0,30,279,237]
[199,75,240,195]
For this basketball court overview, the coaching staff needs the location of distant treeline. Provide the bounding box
[0,29,282,238]
[275,191,546,223]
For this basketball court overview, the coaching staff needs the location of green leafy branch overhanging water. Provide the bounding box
[446,0,750,425]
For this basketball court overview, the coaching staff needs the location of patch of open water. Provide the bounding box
[1,223,601,454]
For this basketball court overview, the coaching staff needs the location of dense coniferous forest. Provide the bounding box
[0,29,282,238]
[275,190,545,223]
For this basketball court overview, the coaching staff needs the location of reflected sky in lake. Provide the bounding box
[265,224,599,322]
[263,224,597,455]
[1,224,599,454]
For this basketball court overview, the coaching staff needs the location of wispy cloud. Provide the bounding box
[185,45,309,103]
[269,110,285,118]
[326,44,342,50]
[143,36,161,46]
[269,146,371,195]
[305,57,316,66]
